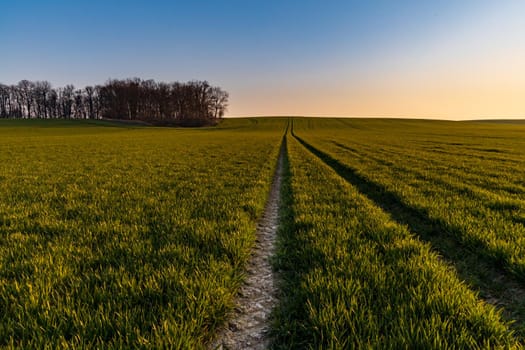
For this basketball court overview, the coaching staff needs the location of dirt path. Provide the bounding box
[211,143,284,350]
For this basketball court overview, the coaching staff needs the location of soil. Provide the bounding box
[210,145,284,350]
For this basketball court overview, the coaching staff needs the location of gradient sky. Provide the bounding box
[1,0,525,119]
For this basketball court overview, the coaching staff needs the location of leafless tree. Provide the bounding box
[0,78,228,125]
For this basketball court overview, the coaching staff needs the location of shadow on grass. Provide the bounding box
[292,132,525,340]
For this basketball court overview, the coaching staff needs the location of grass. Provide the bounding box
[0,118,286,348]
[271,128,520,348]
[2,117,525,348]
[289,117,525,342]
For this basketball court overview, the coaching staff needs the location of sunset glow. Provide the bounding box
[2,1,524,119]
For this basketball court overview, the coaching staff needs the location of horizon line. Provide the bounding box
[224,115,525,121]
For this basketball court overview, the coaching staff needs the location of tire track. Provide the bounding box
[291,131,525,340]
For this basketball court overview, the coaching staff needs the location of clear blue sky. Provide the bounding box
[2,0,524,118]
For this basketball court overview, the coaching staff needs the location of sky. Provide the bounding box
[1,0,525,119]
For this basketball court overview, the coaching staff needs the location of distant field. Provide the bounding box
[1,117,525,348]
[470,119,525,124]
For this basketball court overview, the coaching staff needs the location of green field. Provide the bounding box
[0,118,285,348]
[1,117,525,348]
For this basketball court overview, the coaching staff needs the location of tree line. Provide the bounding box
[0,78,228,126]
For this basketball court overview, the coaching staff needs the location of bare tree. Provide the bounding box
[18,80,35,118]
[0,84,10,118]
[47,89,58,118]
[60,85,75,119]
[209,87,229,119]
[0,78,228,125]
[84,86,96,119]
[34,81,52,118]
